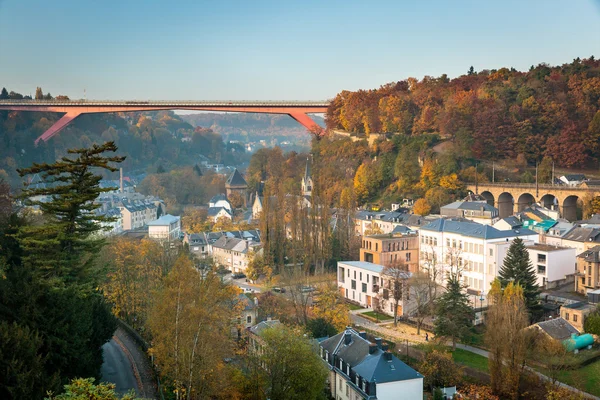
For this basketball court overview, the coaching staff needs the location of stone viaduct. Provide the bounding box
[466,183,600,221]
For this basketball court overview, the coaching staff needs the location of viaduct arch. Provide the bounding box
[0,100,329,144]
[467,183,600,221]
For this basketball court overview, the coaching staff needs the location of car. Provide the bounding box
[271,287,287,293]
[232,273,246,279]
[301,286,315,293]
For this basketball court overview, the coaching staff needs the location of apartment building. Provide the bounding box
[120,201,158,230]
[440,200,499,225]
[360,233,419,273]
[575,245,600,295]
[319,328,423,400]
[147,214,181,241]
[419,218,538,295]
[525,244,576,288]
[212,236,261,273]
[560,302,596,332]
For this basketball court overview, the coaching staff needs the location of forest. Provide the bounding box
[325,57,600,168]
[0,87,248,189]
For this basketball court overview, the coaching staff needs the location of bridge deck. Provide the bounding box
[0,100,329,107]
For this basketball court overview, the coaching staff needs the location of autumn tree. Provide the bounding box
[419,349,463,392]
[34,87,43,100]
[228,191,245,209]
[45,378,140,400]
[246,251,272,283]
[311,282,350,331]
[181,207,209,233]
[413,198,432,216]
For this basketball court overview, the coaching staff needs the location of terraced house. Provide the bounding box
[319,328,423,400]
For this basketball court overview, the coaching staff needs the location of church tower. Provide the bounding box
[301,157,313,197]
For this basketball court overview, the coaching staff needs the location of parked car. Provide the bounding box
[271,287,287,293]
[232,273,246,279]
[301,286,315,293]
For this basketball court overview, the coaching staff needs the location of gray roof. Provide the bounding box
[577,246,600,263]
[391,225,416,235]
[147,214,179,226]
[421,218,537,240]
[249,319,281,336]
[536,317,579,340]
[187,233,207,245]
[562,227,600,243]
[226,169,247,186]
[500,216,523,228]
[209,193,228,203]
[355,210,407,223]
[562,174,586,181]
[441,200,498,212]
[338,261,384,274]
[207,206,231,217]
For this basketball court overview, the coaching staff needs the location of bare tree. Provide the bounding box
[382,261,410,326]
[408,271,433,335]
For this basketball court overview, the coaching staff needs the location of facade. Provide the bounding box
[419,218,538,295]
[359,233,419,272]
[147,214,181,241]
[440,200,499,225]
[545,227,600,255]
[560,302,596,332]
[95,207,123,236]
[185,233,209,258]
[319,328,423,400]
[525,244,577,288]
[225,169,248,206]
[354,210,408,236]
[209,193,232,212]
[337,261,413,316]
[252,193,263,219]
[212,236,260,273]
[560,174,587,186]
[233,294,258,338]
[575,245,600,295]
[207,206,232,222]
[120,201,158,230]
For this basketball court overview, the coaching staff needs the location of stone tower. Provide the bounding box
[226,168,248,206]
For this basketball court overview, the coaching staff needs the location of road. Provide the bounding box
[101,337,140,397]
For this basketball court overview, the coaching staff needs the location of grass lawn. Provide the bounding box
[362,311,394,321]
[451,348,489,372]
[347,303,364,311]
[541,359,600,397]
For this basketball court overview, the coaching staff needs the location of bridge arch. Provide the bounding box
[540,194,559,211]
[563,195,582,221]
[517,193,536,212]
[480,191,495,207]
[498,192,514,218]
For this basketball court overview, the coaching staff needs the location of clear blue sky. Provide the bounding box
[1,0,599,100]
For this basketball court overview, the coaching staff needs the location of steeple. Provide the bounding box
[302,156,313,197]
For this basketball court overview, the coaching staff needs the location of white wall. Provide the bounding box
[376,378,423,400]
[527,247,577,286]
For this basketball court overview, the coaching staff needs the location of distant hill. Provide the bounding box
[179,112,325,143]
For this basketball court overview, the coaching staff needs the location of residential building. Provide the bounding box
[560,302,596,332]
[95,207,123,236]
[525,244,577,289]
[147,214,181,241]
[354,210,408,236]
[207,206,232,222]
[225,168,248,206]
[337,261,413,316]
[252,193,263,219]
[319,328,423,400]
[120,201,158,230]
[248,319,281,359]
[575,245,600,295]
[233,294,258,339]
[440,200,499,225]
[185,233,209,258]
[560,174,587,186]
[546,226,600,255]
[359,233,419,272]
[212,236,260,273]
[209,193,232,213]
[184,229,261,258]
[419,218,538,295]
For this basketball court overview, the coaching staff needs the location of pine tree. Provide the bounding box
[0,87,8,99]
[498,237,541,319]
[434,275,474,350]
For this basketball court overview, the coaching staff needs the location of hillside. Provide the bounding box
[325,57,600,168]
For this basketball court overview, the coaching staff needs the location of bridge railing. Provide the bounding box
[0,99,330,106]
[466,182,595,191]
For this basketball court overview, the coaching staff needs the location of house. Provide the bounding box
[120,201,158,230]
[359,232,419,272]
[147,214,181,241]
[185,233,209,258]
[209,193,232,213]
[533,317,579,341]
[493,216,523,231]
[337,261,413,317]
[233,294,258,339]
[419,218,538,295]
[560,174,587,186]
[225,169,248,206]
[207,206,232,222]
[212,236,260,273]
[560,302,596,332]
[95,207,123,236]
[354,210,408,236]
[575,245,600,295]
[248,319,281,359]
[525,244,577,289]
[440,200,499,225]
[319,328,423,400]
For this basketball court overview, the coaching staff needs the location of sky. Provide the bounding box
[0,0,599,101]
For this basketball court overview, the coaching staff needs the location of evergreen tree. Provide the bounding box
[0,87,8,99]
[434,275,474,350]
[498,237,541,319]
[193,163,203,176]
[156,164,165,173]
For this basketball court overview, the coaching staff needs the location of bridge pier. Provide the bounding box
[35,111,82,145]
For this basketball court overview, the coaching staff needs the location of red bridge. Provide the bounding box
[0,100,330,144]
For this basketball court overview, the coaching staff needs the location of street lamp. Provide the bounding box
[479,291,484,324]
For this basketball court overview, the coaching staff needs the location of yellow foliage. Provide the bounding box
[413,198,432,216]
[439,173,462,190]
[312,283,350,331]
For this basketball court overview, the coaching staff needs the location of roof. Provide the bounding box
[212,236,258,253]
[526,244,570,252]
[147,214,179,226]
[207,206,232,217]
[304,156,311,179]
[338,261,384,274]
[535,317,579,340]
[499,216,523,228]
[210,193,228,203]
[441,200,498,212]
[320,328,422,384]
[562,227,600,243]
[237,293,257,311]
[562,174,586,181]
[577,245,600,262]
[421,218,537,240]
[562,301,595,311]
[226,168,247,187]
[249,319,281,336]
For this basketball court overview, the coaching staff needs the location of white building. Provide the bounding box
[209,193,232,213]
[207,206,232,222]
[525,244,577,288]
[212,236,261,273]
[147,214,181,241]
[419,218,538,295]
[337,261,413,316]
[319,328,423,400]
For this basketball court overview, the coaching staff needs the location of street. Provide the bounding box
[100,337,140,397]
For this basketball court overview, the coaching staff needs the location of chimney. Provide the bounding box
[369,343,378,354]
[384,351,392,361]
[375,337,382,349]
[119,168,124,193]
[344,332,352,345]
[381,343,389,352]
[359,331,367,339]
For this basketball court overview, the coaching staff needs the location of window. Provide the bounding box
[446,238,451,247]
[574,314,578,322]
[247,315,252,324]
[489,248,493,256]
[351,280,356,290]
[537,265,546,274]
[360,272,362,281]
[354,270,357,279]
[406,253,411,262]
[537,254,547,263]
[565,313,569,320]
[347,269,350,277]
[375,243,378,251]
[479,244,484,254]
[362,283,367,293]
[367,274,369,283]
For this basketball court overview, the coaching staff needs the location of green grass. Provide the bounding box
[347,303,364,311]
[362,311,394,321]
[451,348,489,372]
[539,358,600,397]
